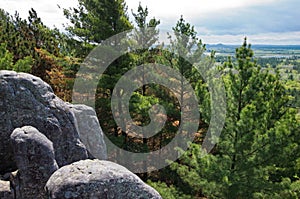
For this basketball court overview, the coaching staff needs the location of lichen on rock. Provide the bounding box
[46,159,162,199]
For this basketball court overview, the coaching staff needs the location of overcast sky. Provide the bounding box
[0,0,299,44]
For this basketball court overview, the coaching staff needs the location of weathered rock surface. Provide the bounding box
[46,159,162,199]
[0,71,160,199]
[0,70,88,172]
[68,104,107,160]
[0,180,14,199]
[10,126,59,199]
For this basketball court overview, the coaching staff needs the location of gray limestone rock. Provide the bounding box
[68,104,107,160]
[0,70,88,172]
[46,159,162,199]
[0,180,14,199]
[10,126,59,199]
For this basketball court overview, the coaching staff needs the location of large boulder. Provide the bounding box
[68,104,107,160]
[46,159,162,199]
[10,126,59,199]
[0,70,89,172]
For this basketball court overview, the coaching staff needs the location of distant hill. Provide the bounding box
[207,44,300,49]
[206,44,300,57]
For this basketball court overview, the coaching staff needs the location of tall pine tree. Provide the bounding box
[169,39,300,198]
[63,0,132,57]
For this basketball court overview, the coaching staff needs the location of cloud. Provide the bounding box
[127,0,300,44]
[0,0,299,44]
[0,0,78,29]
[195,0,300,35]
[127,0,278,19]
[128,0,280,27]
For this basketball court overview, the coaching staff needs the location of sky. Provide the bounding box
[0,0,299,45]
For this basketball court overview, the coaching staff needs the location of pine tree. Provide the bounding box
[153,16,207,145]
[169,39,300,198]
[63,0,132,57]
[0,8,78,101]
[131,2,160,49]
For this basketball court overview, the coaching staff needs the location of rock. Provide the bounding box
[46,159,162,199]
[0,180,14,199]
[10,126,59,199]
[0,172,11,181]
[0,70,88,172]
[68,104,107,160]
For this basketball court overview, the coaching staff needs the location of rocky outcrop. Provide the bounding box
[68,104,107,160]
[0,70,89,172]
[10,126,59,198]
[0,70,161,199]
[46,159,162,199]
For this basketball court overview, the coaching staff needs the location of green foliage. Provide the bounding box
[131,3,160,49]
[1,4,300,198]
[13,56,33,73]
[0,8,80,101]
[129,91,160,125]
[64,0,132,43]
[285,80,300,108]
[170,39,300,198]
[0,8,67,77]
[95,3,162,157]
[0,43,32,72]
[147,180,192,199]
[0,43,13,70]
[63,0,132,57]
